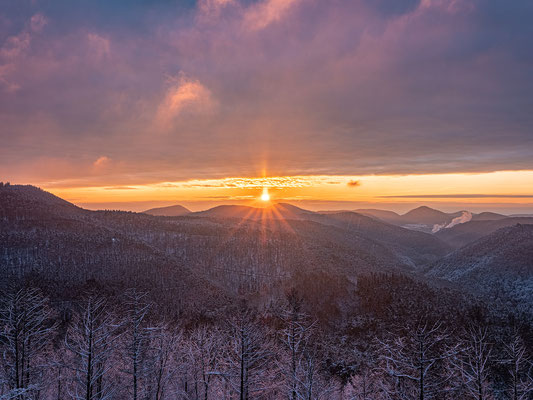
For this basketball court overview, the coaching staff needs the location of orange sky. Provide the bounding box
[43,170,533,214]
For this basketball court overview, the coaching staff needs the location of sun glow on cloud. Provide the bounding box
[156,74,216,128]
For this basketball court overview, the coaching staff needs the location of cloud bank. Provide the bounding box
[1,0,532,186]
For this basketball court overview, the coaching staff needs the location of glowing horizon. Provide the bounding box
[33,170,533,214]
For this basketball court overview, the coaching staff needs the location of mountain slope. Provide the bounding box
[352,206,507,234]
[427,224,533,314]
[0,185,228,312]
[435,217,533,248]
[0,184,86,220]
[354,209,404,224]
[471,212,507,221]
[143,204,191,216]
[402,206,457,225]
[304,211,451,266]
[191,203,313,220]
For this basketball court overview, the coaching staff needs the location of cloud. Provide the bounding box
[347,180,361,187]
[0,13,47,91]
[198,0,235,18]
[155,74,216,128]
[30,14,48,33]
[1,0,533,186]
[380,194,533,198]
[93,156,111,169]
[243,0,301,31]
[87,33,111,60]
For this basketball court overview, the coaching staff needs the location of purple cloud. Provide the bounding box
[1,0,532,186]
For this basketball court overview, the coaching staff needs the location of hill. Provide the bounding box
[435,217,533,248]
[304,211,451,266]
[0,183,86,220]
[402,206,457,225]
[143,204,191,216]
[471,211,507,221]
[426,224,533,314]
[191,203,313,220]
[0,185,228,313]
[193,204,450,266]
[352,206,506,234]
[354,209,404,224]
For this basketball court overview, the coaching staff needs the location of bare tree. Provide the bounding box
[295,344,336,400]
[380,321,451,400]
[448,326,493,400]
[278,290,316,400]
[186,325,221,400]
[122,289,151,400]
[222,309,273,400]
[65,295,118,400]
[344,362,380,400]
[143,323,181,400]
[501,330,533,400]
[0,287,55,399]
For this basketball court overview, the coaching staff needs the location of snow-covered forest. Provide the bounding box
[1,185,533,399]
[1,281,532,400]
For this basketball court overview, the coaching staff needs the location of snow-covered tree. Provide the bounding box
[501,330,533,400]
[122,289,151,400]
[278,290,317,400]
[185,325,221,400]
[65,295,118,400]
[222,309,274,400]
[0,287,55,398]
[447,326,493,400]
[380,321,452,400]
[143,323,181,400]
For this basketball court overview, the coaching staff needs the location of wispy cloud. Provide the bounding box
[381,194,533,198]
[159,175,346,189]
[242,0,301,31]
[155,73,216,129]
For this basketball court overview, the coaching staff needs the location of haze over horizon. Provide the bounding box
[2,0,533,213]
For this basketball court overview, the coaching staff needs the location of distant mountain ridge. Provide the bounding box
[355,206,506,233]
[143,204,191,216]
[191,203,313,220]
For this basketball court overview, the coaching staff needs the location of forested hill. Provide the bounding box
[427,223,533,315]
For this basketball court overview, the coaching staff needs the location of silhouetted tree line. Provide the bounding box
[1,275,532,400]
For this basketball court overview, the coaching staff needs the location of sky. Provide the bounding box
[1,0,533,213]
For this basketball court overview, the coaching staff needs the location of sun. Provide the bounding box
[260,188,270,202]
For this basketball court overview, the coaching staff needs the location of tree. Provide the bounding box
[278,289,317,400]
[0,287,55,399]
[344,362,381,400]
[222,309,273,400]
[448,326,493,400]
[501,330,533,400]
[380,321,451,400]
[122,289,151,400]
[65,295,118,400]
[143,323,181,400]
